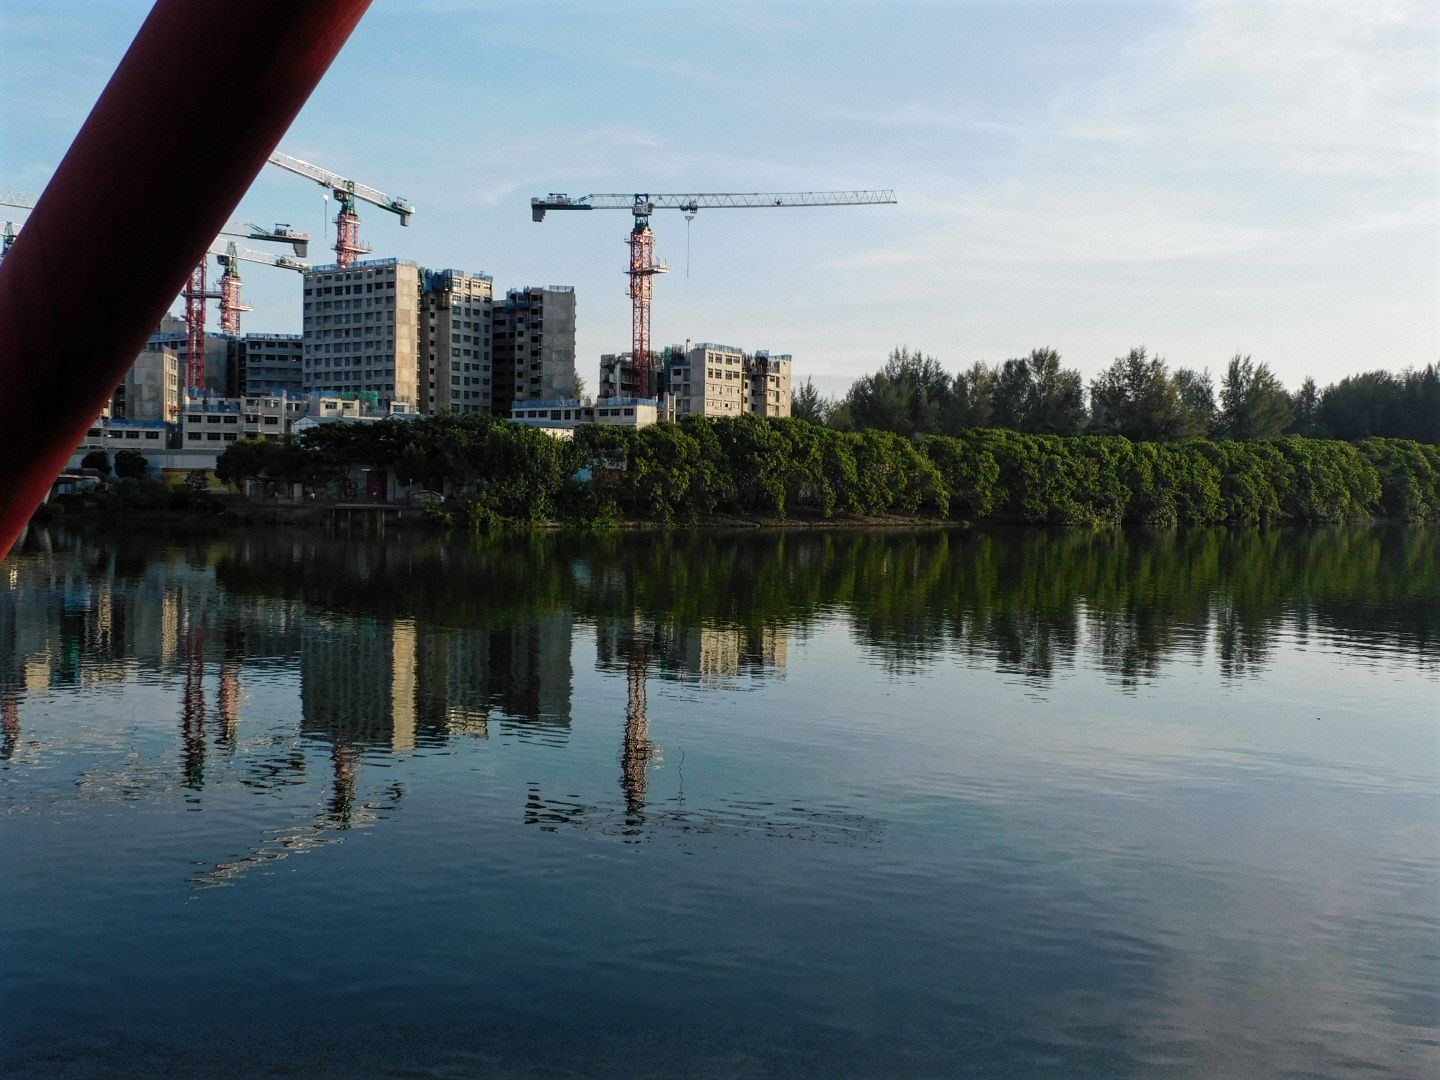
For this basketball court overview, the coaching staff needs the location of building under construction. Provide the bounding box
[600,342,793,420]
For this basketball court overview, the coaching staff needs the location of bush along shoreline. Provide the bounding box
[202,414,1440,532]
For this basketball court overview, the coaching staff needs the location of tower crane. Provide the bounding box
[9,188,306,385]
[6,187,307,389]
[267,151,414,268]
[530,190,897,392]
[180,221,312,390]
[214,242,308,335]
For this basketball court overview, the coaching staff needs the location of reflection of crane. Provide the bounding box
[267,151,414,268]
[531,189,898,392]
[620,631,658,821]
[181,615,206,789]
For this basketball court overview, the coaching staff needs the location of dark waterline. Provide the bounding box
[2,525,1437,1078]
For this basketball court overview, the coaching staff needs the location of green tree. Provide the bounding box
[1089,348,1188,441]
[990,358,1032,430]
[1317,371,1403,441]
[1218,354,1293,439]
[112,448,148,480]
[1173,368,1217,439]
[790,377,829,424]
[80,449,110,476]
[1023,348,1086,435]
[836,347,951,436]
[945,362,995,432]
[1289,376,1322,437]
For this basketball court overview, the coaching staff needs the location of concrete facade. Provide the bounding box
[510,397,659,434]
[302,259,421,409]
[237,333,304,396]
[667,343,793,419]
[109,345,182,424]
[492,287,577,417]
[420,268,493,416]
[747,350,793,418]
[78,418,173,453]
[147,330,231,396]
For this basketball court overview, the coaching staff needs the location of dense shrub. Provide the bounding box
[216,416,1440,528]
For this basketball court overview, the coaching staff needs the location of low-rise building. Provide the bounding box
[509,397,659,436]
[78,418,174,452]
[178,391,402,448]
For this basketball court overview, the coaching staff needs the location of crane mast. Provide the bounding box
[532,189,897,392]
[267,151,414,268]
[213,242,308,335]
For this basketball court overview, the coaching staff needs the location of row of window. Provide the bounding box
[84,429,164,441]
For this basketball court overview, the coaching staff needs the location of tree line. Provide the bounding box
[215,412,1440,530]
[792,347,1440,445]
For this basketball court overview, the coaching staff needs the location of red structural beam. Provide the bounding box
[0,0,373,560]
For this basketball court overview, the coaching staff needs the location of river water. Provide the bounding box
[1,525,1436,1078]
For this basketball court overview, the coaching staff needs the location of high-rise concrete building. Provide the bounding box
[420,268,493,415]
[598,343,684,401]
[491,286,577,416]
[746,350,793,418]
[665,343,793,419]
[149,315,231,396]
[236,333,304,396]
[302,259,422,408]
[109,344,181,424]
[670,342,747,417]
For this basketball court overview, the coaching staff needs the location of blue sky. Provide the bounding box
[2,0,1435,395]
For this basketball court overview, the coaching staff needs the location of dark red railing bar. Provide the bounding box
[0,0,373,559]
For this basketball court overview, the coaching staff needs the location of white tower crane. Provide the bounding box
[267,151,414,267]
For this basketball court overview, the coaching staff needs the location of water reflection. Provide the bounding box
[2,525,1437,795]
[2,525,1436,1079]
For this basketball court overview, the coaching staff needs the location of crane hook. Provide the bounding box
[684,210,697,278]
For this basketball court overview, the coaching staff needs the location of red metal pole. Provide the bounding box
[0,0,374,560]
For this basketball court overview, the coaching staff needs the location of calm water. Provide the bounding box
[2,525,1437,1079]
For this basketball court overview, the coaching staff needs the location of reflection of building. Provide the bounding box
[596,619,789,685]
[299,614,574,750]
[300,615,420,749]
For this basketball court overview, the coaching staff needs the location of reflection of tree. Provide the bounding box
[209,525,1440,689]
[329,741,359,825]
[1,689,18,762]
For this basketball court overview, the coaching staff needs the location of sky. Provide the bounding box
[1,0,1436,396]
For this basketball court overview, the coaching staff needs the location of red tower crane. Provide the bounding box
[4,192,307,389]
[215,241,309,334]
[179,220,310,389]
[530,190,897,393]
[266,151,414,268]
